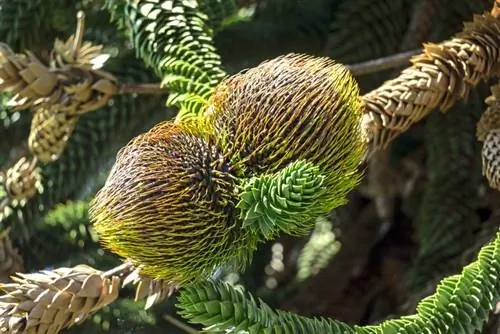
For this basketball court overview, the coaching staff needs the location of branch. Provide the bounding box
[347,49,421,77]
[117,83,168,95]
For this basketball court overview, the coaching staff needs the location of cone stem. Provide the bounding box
[72,11,86,60]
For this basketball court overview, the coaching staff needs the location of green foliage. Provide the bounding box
[198,0,239,30]
[296,216,340,281]
[178,231,500,333]
[0,0,76,52]
[0,93,31,160]
[0,1,497,333]
[106,0,227,121]
[23,201,120,271]
[326,0,411,63]
[66,299,159,334]
[411,97,483,289]
[178,279,355,333]
[237,160,326,240]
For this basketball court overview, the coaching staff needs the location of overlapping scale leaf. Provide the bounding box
[198,0,239,30]
[177,279,357,333]
[326,0,410,63]
[236,160,326,240]
[106,0,227,121]
[178,232,500,333]
[410,96,482,290]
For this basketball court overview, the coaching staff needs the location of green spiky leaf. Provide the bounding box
[106,0,228,121]
[237,160,326,239]
[177,231,500,333]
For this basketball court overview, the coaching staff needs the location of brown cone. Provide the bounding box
[28,108,79,163]
[0,262,175,334]
[0,265,120,334]
[4,157,39,200]
[362,13,500,152]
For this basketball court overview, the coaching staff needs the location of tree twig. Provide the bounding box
[117,83,169,95]
[346,49,421,77]
[163,314,200,334]
[114,49,422,96]
[72,11,86,59]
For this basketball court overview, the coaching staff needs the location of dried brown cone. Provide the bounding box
[0,265,121,334]
[4,156,40,200]
[361,12,500,153]
[122,266,177,310]
[52,36,108,69]
[0,41,117,116]
[477,83,500,190]
[28,108,79,163]
[0,262,175,334]
[0,43,59,111]
[52,66,117,116]
[0,230,23,283]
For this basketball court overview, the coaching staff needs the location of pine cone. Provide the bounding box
[0,42,117,115]
[90,121,254,284]
[362,13,500,152]
[91,54,366,284]
[52,36,108,68]
[209,53,366,207]
[4,157,39,201]
[0,43,59,111]
[0,265,120,334]
[28,108,79,163]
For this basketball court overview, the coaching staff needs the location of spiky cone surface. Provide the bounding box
[91,53,365,284]
[4,157,40,201]
[28,108,79,163]
[361,13,500,153]
[208,53,366,212]
[90,121,258,284]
